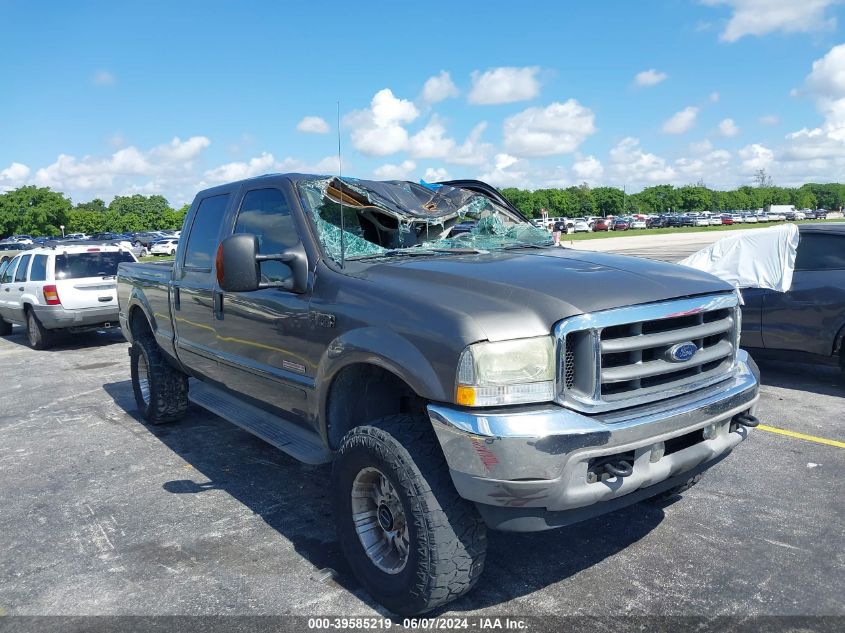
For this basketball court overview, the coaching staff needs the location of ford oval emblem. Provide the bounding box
[668,342,698,362]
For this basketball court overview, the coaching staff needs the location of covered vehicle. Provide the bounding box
[679,223,844,372]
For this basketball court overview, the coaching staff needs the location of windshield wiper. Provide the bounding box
[348,247,485,261]
[500,242,552,250]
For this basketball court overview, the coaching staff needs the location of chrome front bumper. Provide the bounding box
[428,350,759,530]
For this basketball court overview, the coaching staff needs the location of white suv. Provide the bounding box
[0,244,136,349]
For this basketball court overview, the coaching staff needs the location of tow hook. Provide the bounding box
[587,454,635,483]
[732,412,760,428]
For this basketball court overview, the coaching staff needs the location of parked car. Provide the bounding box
[132,231,166,248]
[630,218,647,229]
[741,223,845,373]
[0,244,136,348]
[612,217,630,230]
[755,213,771,222]
[802,210,817,220]
[150,239,180,256]
[0,242,31,263]
[708,215,722,226]
[690,215,710,227]
[720,215,734,225]
[785,210,806,221]
[565,219,591,233]
[646,215,669,228]
[116,174,759,615]
[740,213,759,224]
[593,218,611,231]
[64,233,89,240]
[815,209,828,219]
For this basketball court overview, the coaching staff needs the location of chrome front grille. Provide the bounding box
[556,293,740,413]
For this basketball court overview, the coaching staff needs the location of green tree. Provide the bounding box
[591,186,624,217]
[0,186,71,237]
[677,186,713,212]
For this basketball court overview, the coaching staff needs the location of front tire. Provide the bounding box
[26,309,53,350]
[130,335,188,424]
[332,415,487,616]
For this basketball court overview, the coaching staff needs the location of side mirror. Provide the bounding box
[216,233,308,294]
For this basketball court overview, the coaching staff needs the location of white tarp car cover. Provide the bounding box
[678,223,799,293]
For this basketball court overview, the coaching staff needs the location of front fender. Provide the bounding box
[314,326,453,431]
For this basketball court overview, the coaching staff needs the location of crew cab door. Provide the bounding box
[761,232,845,357]
[212,186,314,420]
[172,192,233,379]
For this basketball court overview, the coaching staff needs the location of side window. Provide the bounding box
[0,260,10,281]
[183,194,230,270]
[1,257,19,284]
[29,255,48,282]
[14,254,31,283]
[795,234,845,271]
[234,188,297,283]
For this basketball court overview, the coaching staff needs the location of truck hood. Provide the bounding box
[353,247,733,342]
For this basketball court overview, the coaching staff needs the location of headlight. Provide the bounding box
[456,336,556,407]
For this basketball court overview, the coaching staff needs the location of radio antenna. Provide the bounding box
[337,101,346,268]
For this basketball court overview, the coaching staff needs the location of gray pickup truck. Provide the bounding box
[117,174,760,615]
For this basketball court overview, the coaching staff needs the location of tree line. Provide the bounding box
[0,186,188,237]
[2,179,845,238]
[500,182,845,218]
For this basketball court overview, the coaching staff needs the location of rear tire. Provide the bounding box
[0,318,12,336]
[130,335,188,424]
[332,414,487,616]
[26,309,53,350]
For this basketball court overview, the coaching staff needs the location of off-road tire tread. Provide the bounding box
[334,414,487,615]
[131,335,188,424]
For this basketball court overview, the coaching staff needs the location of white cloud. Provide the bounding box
[759,114,780,125]
[92,70,116,86]
[702,0,839,42]
[477,153,530,187]
[709,91,721,103]
[204,152,277,183]
[203,153,342,185]
[738,143,774,172]
[32,136,210,192]
[690,139,714,154]
[806,42,845,99]
[468,66,541,105]
[444,122,495,166]
[608,137,676,183]
[408,117,456,159]
[502,100,596,157]
[373,160,416,180]
[675,148,733,183]
[296,116,330,134]
[0,162,31,185]
[344,88,420,156]
[572,155,604,181]
[662,106,699,134]
[421,71,459,103]
[718,118,741,136]
[634,69,668,87]
[423,167,450,182]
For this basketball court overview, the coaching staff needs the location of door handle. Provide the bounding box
[173,286,180,310]
[18,287,24,291]
[3,288,8,292]
[213,289,223,319]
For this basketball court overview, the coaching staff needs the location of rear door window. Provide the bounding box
[54,251,135,280]
[183,194,230,270]
[29,255,48,282]
[0,257,18,283]
[14,255,31,282]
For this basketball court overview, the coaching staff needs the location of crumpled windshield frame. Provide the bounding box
[296,177,551,263]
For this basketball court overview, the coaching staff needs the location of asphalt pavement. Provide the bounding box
[0,235,842,620]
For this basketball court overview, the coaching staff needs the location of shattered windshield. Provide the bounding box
[297,177,551,261]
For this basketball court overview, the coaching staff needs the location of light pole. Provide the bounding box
[60,225,65,238]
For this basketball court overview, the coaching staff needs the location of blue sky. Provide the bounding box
[1,0,844,204]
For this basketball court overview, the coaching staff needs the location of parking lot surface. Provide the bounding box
[0,236,843,618]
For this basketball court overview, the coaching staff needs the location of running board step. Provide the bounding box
[188,379,331,465]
